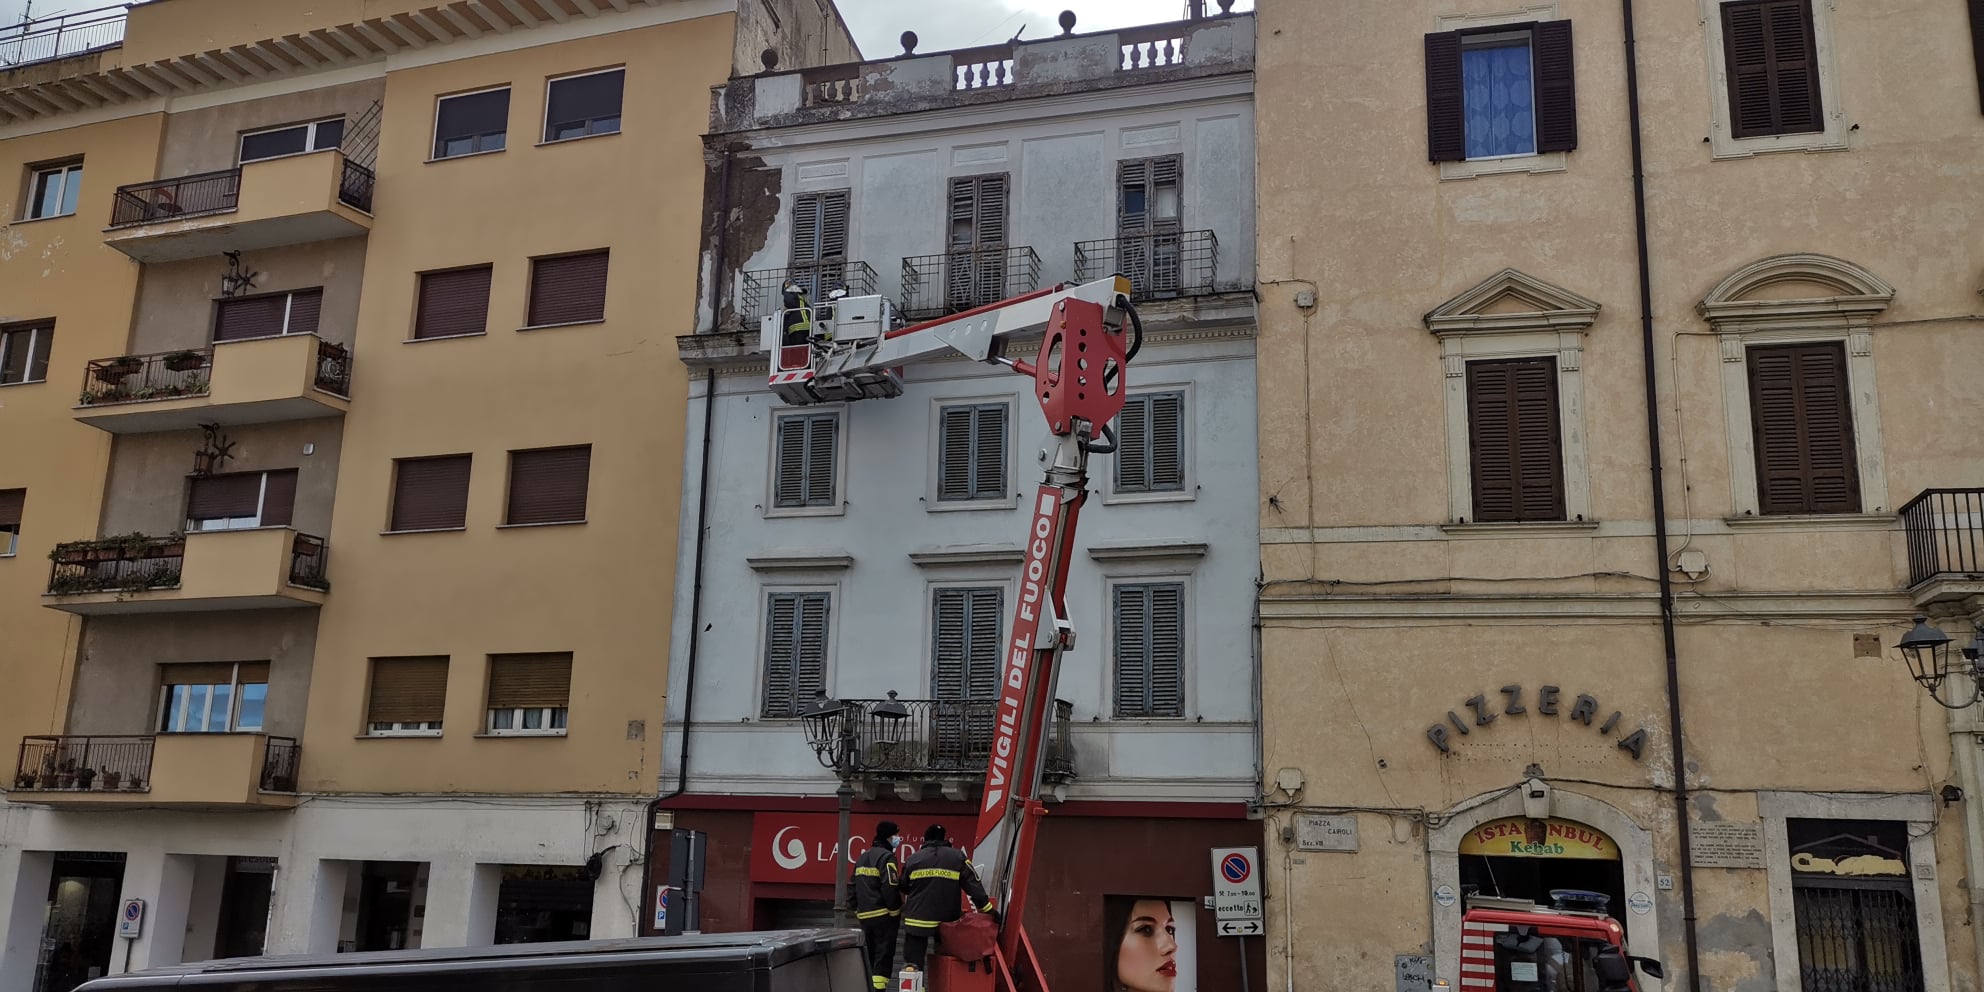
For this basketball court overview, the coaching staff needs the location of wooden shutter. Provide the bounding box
[939,406,975,500]
[774,413,837,508]
[1748,343,1859,514]
[1118,159,1150,233]
[261,469,298,527]
[1723,0,1823,137]
[763,592,830,717]
[790,191,850,267]
[285,289,323,336]
[527,251,609,327]
[214,294,287,342]
[0,489,22,527]
[946,175,1007,249]
[235,661,270,684]
[506,446,591,525]
[974,405,1006,497]
[1117,393,1185,493]
[487,653,573,709]
[1425,31,1467,162]
[1533,20,1578,152]
[415,267,493,339]
[1971,0,1984,114]
[1467,359,1566,522]
[1117,396,1149,492]
[187,472,264,520]
[933,587,1002,701]
[1114,584,1185,717]
[938,404,1005,500]
[389,455,471,531]
[367,656,449,725]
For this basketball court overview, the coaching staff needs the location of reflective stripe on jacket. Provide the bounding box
[850,845,901,918]
[896,838,992,929]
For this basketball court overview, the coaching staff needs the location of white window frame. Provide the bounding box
[1435,4,1567,181]
[25,161,83,220]
[1425,269,1597,529]
[1,523,17,557]
[765,405,847,519]
[922,575,1017,698]
[1104,382,1195,505]
[238,117,346,165]
[431,86,512,162]
[367,721,442,737]
[926,393,1018,512]
[486,705,568,737]
[1699,253,1894,521]
[0,323,51,386]
[1700,0,1848,160]
[540,66,626,145]
[757,583,839,721]
[157,662,268,734]
[1101,570,1195,722]
[186,470,279,532]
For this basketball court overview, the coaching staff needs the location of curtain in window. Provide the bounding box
[1463,42,1536,158]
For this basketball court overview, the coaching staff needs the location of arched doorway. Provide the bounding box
[1458,817,1629,937]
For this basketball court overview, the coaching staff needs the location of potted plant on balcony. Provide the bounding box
[75,767,96,790]
[99,769,121,790]
[13,770,37,790]
[163,350,207,372]
[123,774,145,792]
[95,355,142,382]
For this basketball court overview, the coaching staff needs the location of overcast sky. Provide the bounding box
[3,0,1253,61]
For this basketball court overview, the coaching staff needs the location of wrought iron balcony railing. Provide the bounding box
[1074,229,1219,300]
[840,697,1074,781]
[260,736,301,792]
[78,350,212,407]
[0,5,127,70]
[109,169,241,228]
[288,534,330,591]
[47,534,185,595]
[1901,488,1984,587]
[338,160,375,213]
[15,736,153,793]
[315,340,353,396]
[738,261,879,331]
[899,245,1042,321]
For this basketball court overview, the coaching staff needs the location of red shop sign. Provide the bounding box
[749,812,978,885]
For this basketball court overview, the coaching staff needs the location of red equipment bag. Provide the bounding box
[938,910,999,962]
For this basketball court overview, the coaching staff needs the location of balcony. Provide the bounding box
[73,334,351,434]
[842,697,1074,802]
[103,151,373,263]
[738,261,878,331]
[899,246,1042,321]
[1901,488,1984,607]
[44,528,330,615]
[1075,230,1219,300]
[11,734,300,810]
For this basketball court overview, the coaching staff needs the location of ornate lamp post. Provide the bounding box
[1895,615,1984,710]
[801,691,909,927]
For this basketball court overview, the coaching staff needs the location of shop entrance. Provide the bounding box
[1458,817,1629,935]
[33,852,126,992]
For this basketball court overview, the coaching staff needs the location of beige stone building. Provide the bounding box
[1254,0,1984,990]
[0,1,851,987]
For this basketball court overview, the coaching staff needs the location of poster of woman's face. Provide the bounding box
[1104,896,1198,992]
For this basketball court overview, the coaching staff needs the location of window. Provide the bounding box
[543,68,623,142]
[213,289,322,342]
[790,190,850,271]
[932,587,1002,700]
[526,250,609,327]
[944,175,1010,310]
[1721,0,1822,137]
[1113,582,1184,718]
[1117,157,1182,296]
[25,161,82,219]
[773,411,838,509]
[485,653,572,736]
[0,322,52,385]
[762,591,830,718]
[937,403,1007,502]
[1115,391,1185,495]
[389,455,472,532]
[1466,357,1566,523]
[1973,0,1984,114]
[1747,343,1859,514]
[239,117,345,164]
[1426,21,1576,162]
[505,446,591,526]
[158,662,269,733]
[366,656,449,736]
[434,88,510,159]
[414,266,493,340]
[0,489,22,557]
[186,469,297,531]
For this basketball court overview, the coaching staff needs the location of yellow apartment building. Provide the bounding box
[0,1,853,986]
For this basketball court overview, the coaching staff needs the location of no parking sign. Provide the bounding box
[1210,846,1262,936]
[117,898,145,939]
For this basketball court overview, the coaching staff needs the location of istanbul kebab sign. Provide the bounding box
[1425,683,1649,761]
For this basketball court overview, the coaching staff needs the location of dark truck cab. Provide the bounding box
[73,929,870,992]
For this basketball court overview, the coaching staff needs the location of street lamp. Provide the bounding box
[801,690,909,927]
[1895,615,1984,710]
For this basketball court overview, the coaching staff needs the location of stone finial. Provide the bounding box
[900,30,918,54]
[760,48,779,71]
[1058,10,1076,35]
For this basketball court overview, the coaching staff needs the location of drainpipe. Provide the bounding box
[1948,705,1984,987]
[1620,0,1703,988]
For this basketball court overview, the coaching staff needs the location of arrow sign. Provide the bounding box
[1218,919,1262,937]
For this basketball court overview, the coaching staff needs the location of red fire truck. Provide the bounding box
[1456,891,1664,992]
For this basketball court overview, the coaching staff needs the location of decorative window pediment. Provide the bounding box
[1697,253,1895,330]
[1424,268,1601,336]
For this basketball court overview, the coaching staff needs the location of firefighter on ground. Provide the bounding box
[850,821,905,991]
[896,823,996,974]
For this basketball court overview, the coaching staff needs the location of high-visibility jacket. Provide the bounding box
[780,287,813,345]
[896,838,992,931]
[850,844,902,920]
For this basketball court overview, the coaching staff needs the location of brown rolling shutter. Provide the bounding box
[0,489,22,527]
[1467,358,1565,522]
[1532,20,1578,152]
[234,661,271,684]
[487,653,573,709]
[415,266,493,339]
[389,455,472,531]
[1425,31,1467,162]
[367,656,449,725]
[285,289,323,336]
[261,469,298,527]
[214,295,288,342]
[1722,0,1822,138]
[160,662,239,686]
[505,446,591,525]
[187,472,265,520]
[1748,343,1859,514]
[527,251,609,327]
[1970,0,1984,114]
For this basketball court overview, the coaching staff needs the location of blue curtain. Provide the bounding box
[1462,42,1536,158]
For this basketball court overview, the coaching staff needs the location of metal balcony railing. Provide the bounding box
[288,534,330,591]
[78,349,213,407]
[47,534,185,595]
[0,5,127,69]
[1074,229,1219,300]
[842,697,1074,781]
[1901,488,1984,587]
[738,261,879,331]
[260,737,301,792]
[338,160,375,213]
[109,169,241,228]
[899,245,1042,321]
[315,340,353,396]
[14,736,153,793]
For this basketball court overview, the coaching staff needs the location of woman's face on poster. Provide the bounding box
[1116,898,1179,992]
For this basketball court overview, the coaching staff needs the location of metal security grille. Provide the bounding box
[1793,886,1924,992]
